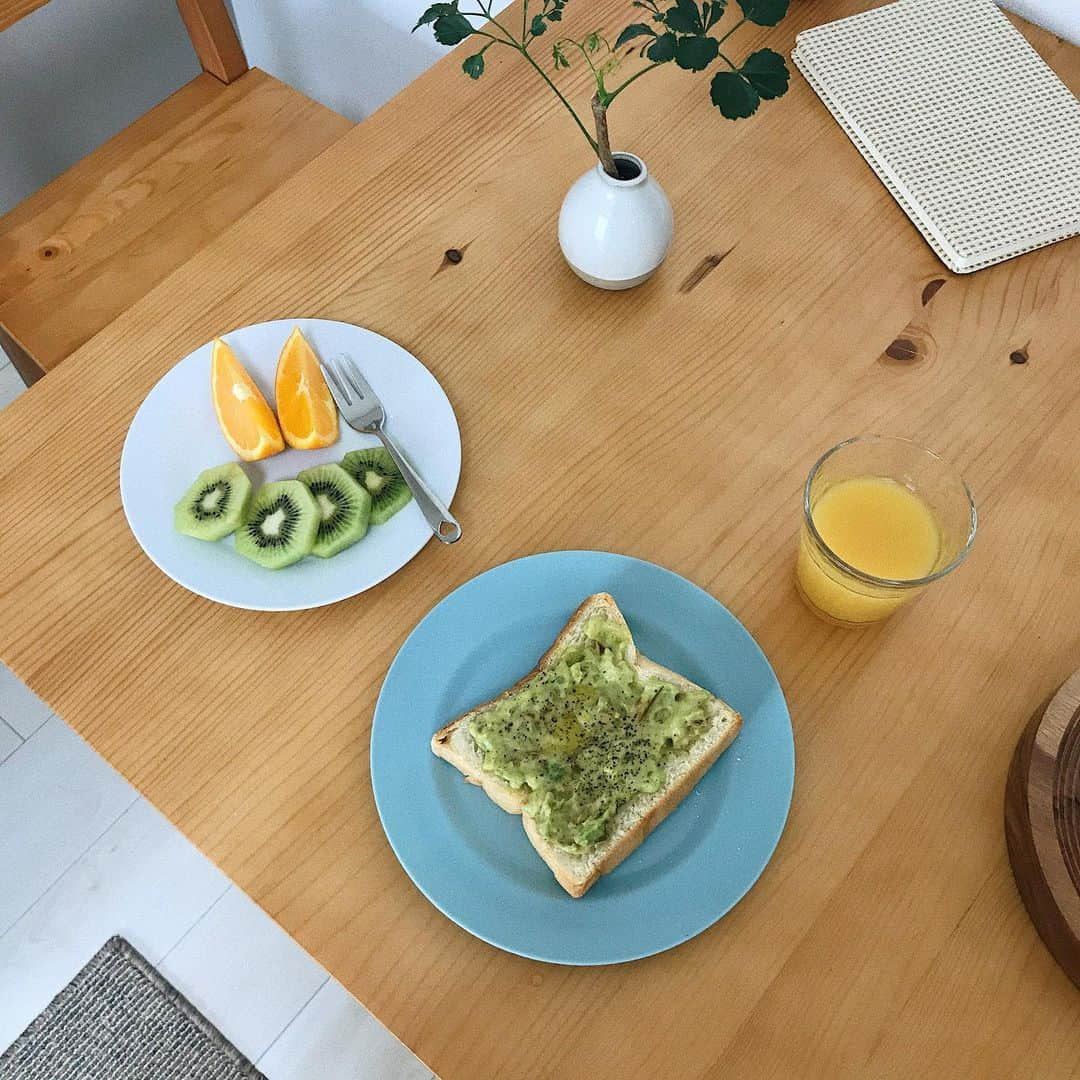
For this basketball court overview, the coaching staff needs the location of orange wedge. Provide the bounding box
[274,327,339,450]
[210,338,285,462]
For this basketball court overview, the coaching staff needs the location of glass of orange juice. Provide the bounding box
[796,436,977,627]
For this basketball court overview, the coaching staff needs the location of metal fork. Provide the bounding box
[321,356,461,544]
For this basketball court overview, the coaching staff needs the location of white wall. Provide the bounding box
[1002,0,1080,44]
[0,0,199,214]
[0,0,1075,215]
[0,0,515,215]
[227,0,1077,121]
[226,0,512,122]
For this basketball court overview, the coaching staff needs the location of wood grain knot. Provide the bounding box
[679,247,735,293]
[38,246,58,260]
[885,338,919,362]
[434,244,470,276]
[879,324,936,369]
[921,278,946,306]
[1010,347,1029,365]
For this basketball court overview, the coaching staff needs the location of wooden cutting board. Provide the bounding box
[1006,669,1080,987]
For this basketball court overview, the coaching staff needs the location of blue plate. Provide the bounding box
[370,551,794,965]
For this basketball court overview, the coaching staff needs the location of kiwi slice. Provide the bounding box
[297,463,372,558]
[341,447,412,526]
[235,480,319,569]
[174,463,252,542]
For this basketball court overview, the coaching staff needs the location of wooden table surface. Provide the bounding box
[2,2,1078,1075]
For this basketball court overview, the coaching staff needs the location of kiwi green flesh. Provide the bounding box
[341,448,413,526]
[297,464,372,558]
[235,481,319,570]
[174,464,252,542]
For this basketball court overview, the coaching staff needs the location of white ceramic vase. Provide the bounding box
[557,152,674,290]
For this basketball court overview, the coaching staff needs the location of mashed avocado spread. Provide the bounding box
[468,616,712,853]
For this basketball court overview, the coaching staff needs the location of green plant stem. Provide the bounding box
[715,15,747,47]
[711,13,751,76]
[465,8,598,153]
[460,4,602,158]
[522,0,528,39]
[558,37,602,82]
[458,9,510,45]
[519,45,599,152]
[604,60,660,105]
[463,4,516,44]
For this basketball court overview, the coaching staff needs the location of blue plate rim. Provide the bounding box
[370,550,795,965]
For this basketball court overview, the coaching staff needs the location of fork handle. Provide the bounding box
[375,429,462,544]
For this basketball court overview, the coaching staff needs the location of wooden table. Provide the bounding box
[2,2,1078,1075]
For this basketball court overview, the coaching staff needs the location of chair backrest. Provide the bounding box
[0,0,247,83]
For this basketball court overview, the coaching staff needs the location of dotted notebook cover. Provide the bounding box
[792,0,1080,272]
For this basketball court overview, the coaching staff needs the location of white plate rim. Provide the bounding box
[119,318,461,611]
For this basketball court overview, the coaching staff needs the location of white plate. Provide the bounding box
[120,319,461,611]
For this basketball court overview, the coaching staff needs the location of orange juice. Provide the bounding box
[796,476,941,624]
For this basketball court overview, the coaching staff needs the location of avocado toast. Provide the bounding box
[431,593,742,898]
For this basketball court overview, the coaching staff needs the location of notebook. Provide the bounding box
[792,0,1080,272]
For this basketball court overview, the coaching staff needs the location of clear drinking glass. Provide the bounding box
[795,436,977,627]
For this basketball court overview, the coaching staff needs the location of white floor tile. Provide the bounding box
[0,363,25,410]
[259,978,433,1080]
[159,886,329,1063]
[0,662,53,739]
[0,720,20,763]
[0,715,138,935]
[0,798,230,1050]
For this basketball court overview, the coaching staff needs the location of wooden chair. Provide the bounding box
[0,0,351,384]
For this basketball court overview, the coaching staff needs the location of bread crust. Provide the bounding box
[431,593,742,897]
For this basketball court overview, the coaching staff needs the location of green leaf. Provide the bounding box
[710,69,759,118]
[584,30,602,51]
[662,0,704,33]
[552,42,571,68]
[615,22,655,48]
[546,8,563,20]
[530,13,548,35]
[433,12,473,44]
[703,0,726,28]
[736,0,789,27]
[740,47,789,98]
[646,31,677,61]
[462,52,485,78]
[413,3,457,33]
[674,33,719,70]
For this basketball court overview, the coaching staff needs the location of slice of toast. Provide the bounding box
[431,593,742,898]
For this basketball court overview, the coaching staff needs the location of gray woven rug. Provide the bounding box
[0,937,265,1079]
